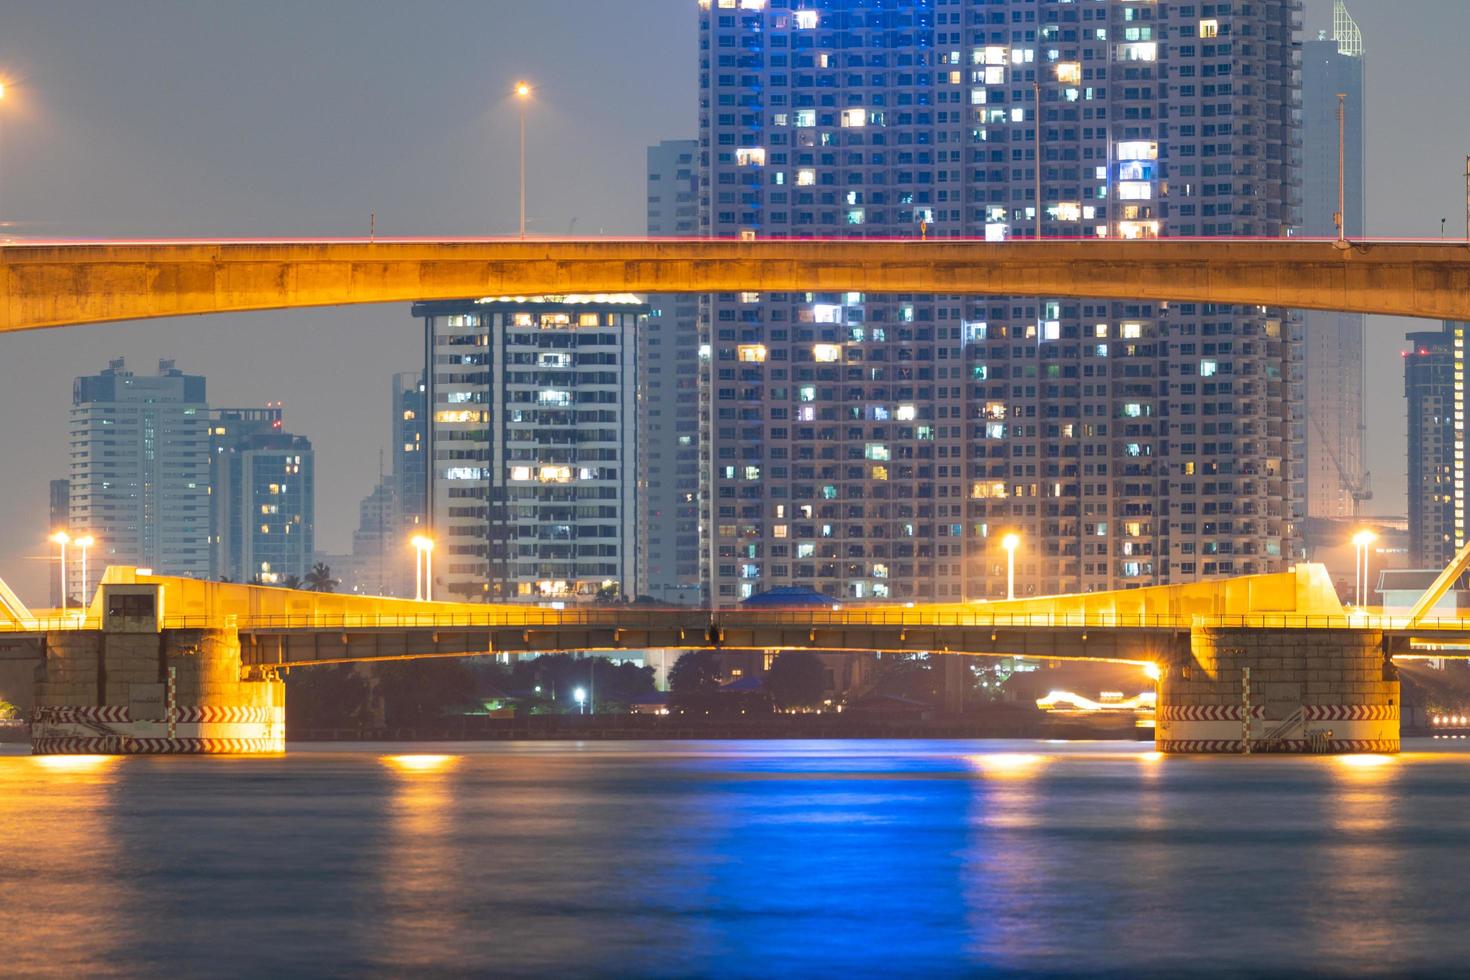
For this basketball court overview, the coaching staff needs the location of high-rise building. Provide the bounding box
[698,0,1303,604]
[417,295,644,602]
[349,475,397,595]
[642,139,704,603]
[392,371,428,593]
[1303,2,1366,522]
[1405,323,1463,568]
[48,478,69,606]
[210,406,315,584]
[70,358,211,578]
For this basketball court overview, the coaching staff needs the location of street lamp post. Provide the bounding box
[514,81,532,239]
[411,535,435,602]
[75,535,94,612]
[1001,533,1020,601]
[574,686,587,716]
[49,531,69,610]
[1352,529,1377,608]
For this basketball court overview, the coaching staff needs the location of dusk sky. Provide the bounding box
[0,0,1463,602]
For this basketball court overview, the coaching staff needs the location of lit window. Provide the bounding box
[845,208,865,225]
[773,525,788,539]
[1118,182,1153,201]
[738,344,768,363]
[812,344,841,362]
[1200,359,1218,377]
[1122,323,1143,339]
[812,304,841,323]
[841,108,866,128]
[871,466,889,481]
[1116,141,1158,161]
[510,466,532,481]
[1055,62,1081,84]
[1199,18,1219,38]
[578,313,600,327]
[865,443,890,461]
[796,169,816,186]
[735,147,766,167]
[794,9,818,28]
[896,404,917,421]
[794,110,816,128]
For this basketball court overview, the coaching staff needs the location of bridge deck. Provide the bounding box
[2,238,1469,331]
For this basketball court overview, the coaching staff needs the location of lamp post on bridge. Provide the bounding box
[1352,529,1377,609]
[75,535,94,614]
[514,80,532,240]
[1001,532,1020,601]
[411,535,435,602]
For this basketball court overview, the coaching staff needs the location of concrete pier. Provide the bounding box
[27,583,282,754]
[1157,628,1398,753]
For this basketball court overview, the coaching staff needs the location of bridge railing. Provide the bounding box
[5,610,1470,635]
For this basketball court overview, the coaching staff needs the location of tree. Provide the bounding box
[0,700,18,721]
[304,562,339,593]
[282,574,303,590]
[669,650,722,697]
[764,651,828,709]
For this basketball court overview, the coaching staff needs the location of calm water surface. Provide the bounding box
[3,738,1468,977]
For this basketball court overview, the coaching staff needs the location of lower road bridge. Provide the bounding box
[4,563,1467,755]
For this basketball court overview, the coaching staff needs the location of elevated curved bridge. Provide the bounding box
[1,238,1468,332]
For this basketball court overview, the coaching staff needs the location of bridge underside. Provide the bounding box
[2,239,1469,333]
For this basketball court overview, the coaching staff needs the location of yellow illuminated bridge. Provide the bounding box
[1,238,1469,332]
[4,565,1470,668]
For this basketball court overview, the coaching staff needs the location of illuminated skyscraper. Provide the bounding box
[418,296,643,602]
[1303,1,1367,521]
[1405,323,1464,568]
[698,0,1303,604]
[70,358,212,578]
[209,406,315,584]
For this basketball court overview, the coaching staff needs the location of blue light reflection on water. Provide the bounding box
[4,740,1470,976]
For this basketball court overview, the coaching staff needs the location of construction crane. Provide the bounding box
[1309,413,1372,517]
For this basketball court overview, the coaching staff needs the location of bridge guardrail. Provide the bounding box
[6,610,1470,634]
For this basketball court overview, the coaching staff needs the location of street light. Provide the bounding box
[574,686,587,715]
[411,534,435,601]
[74,535,95,612]
[1001,532,1020,601]
[1352,529,1377,609]
[49,531,69,610]
[514,80,533,240]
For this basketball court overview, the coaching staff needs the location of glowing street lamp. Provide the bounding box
[49,531,69,610]
[574,686,587,715]
[513,80,533,240]
[75,535,95,611]
[411,535,435,602]
[1001,532,1020,601]
[1352,529,1377,609]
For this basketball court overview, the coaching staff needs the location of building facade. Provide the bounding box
[642,139,704,603]
[698,0,1303,604]
[1302,1,1366,522]
[392,371,428,594]
[1405,324,1462,569]
[70,358,212,578]
[210,407,315,584]
[417,296,643,603]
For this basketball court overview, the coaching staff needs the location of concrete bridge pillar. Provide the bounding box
[30,627,283,754]
[1157,628,1398,753]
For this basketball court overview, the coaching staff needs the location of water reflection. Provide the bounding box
[373,753,464,974]
[0,754,128,976]
[3,741,1470,976]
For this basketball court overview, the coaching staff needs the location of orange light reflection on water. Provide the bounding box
[381,754,457,773]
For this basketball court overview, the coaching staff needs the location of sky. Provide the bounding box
[0,0,1462,603]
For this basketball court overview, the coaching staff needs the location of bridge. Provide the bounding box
[5,563,1468,755]
[1,238,1469,332]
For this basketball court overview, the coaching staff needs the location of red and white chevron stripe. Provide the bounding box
[1158,738,1400,755]
[1157,739,1247,753]
[1158,704,1266,721]
[1302,705,1398,722]
[32,736,284,755]
[33,705,131,724]
[171,705,277,725]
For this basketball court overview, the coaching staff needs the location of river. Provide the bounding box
[2,739,1467,977]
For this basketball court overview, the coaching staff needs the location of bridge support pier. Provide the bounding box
[30,628,284,754]
[1158,628,1398,753]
